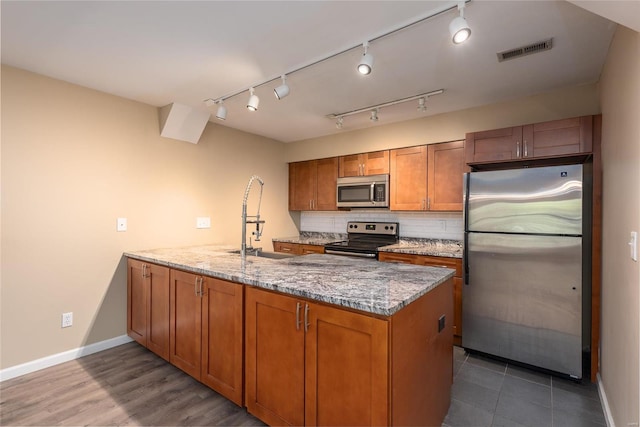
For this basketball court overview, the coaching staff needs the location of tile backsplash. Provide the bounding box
[300,210,463,240]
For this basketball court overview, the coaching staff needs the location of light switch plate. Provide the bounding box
[117,217,127,232]
[630,231,638,262]
[196,217,211,229]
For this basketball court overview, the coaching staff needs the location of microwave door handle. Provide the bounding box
[370,183,375,203]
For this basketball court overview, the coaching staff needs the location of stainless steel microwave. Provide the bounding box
[336,174,389,208]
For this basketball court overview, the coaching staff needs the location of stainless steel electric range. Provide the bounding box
[324,221,399,259]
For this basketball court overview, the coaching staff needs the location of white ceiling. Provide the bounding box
[1,1,628,143]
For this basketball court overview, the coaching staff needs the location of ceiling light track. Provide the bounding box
[203,1,469,110]
[327,89,444,121]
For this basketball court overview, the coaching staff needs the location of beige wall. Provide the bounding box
[0,66,298,369]
[599,26,640,427]
[284,84,600,162]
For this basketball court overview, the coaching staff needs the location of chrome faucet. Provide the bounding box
[241,175,265,257]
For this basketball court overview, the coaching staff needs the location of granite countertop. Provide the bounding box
[273,233,463,259]
[272,231,347,246]
[378,238,463,259]
[124,245,454,317]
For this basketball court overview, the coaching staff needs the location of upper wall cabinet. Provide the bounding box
[465,116,593,167]
[289,157,338,211]
[339,150,389,177]
[390,141,465,212]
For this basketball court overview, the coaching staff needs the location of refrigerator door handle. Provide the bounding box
[463,172,471,286]
[463,232,469,285]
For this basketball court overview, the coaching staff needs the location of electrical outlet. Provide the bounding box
[62,312,73,328]
[630,231,638,262]
[117,217,127,232]
[196,217,211,229]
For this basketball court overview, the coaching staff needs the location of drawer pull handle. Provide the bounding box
[296,302,302,331]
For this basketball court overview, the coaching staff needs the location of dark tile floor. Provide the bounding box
[443,346,606,427]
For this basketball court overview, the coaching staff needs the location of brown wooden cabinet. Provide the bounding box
[379,252,463,345]
[390,141,464,211]
[245,286,388,426]
[273,241,325,255]
[127,259,170,361]
[465,115,593,166]
[339,150,389,177]
[289,157,338,211]
[169,269,244,405]
[245,281,452,426]
[200,276,244,405]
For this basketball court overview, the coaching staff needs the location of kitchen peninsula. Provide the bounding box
[125,245,455,426]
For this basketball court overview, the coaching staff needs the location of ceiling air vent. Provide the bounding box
[497,38,553,62]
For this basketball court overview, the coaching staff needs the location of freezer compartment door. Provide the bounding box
[466,165,583,235]
[462,233,582,378]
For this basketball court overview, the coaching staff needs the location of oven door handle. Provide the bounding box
[325,249,377,258]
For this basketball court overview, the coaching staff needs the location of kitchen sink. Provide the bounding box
[228,250,296,260]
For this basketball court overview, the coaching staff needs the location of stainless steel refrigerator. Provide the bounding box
[463,164,591,379]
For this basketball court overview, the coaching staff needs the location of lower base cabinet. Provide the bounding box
[168,269,244,406]
[244,281,453,426]
[379,252,463,346]
[129,259,453,426]
[127,259,170,361]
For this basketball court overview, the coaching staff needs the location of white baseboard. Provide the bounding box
[0,335,134,382]
[597,373,616,427]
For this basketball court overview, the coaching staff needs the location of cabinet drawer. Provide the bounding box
[379,252,462,276]
[273,241,302,255]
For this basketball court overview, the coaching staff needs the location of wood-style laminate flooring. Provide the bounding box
[0,342,265,426]
[1,342,605,426]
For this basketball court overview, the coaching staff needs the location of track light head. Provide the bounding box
[450,2,471,44]
[246,87,259,111]
[336,117,344,129]
[417,97,427,112]
[357,42,374,75]
[370,109,379,122]
[274,75,290,100]
[215,101,227,120]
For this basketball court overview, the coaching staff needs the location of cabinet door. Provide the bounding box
[315,157,338,211]
[305,303,389,426]
[465,126,522,164]
[428,140,465,211]
[127,259,147,346]
[339,151,389,177]
[170,269,202,380]
[289,160,316,210]
[339,154,363,177]
[146,264,170,361]
[523,116,593,158]
[363,150,390,175]
[245,287,305,427]
[390,146,427,210]
[201,278,244,406]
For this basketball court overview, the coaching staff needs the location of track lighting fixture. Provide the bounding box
[417,97,427,112]
[328,89,444,125]
[274,75,290,100]
[246,87,259,111]
[357,42,374,75]
[215,100,227,120]
[204,3,464,121]
[450,2,471,44]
